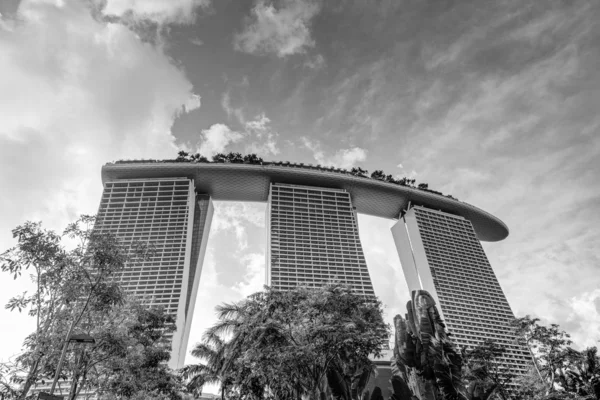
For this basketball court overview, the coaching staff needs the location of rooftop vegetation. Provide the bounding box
[113,151,458,200]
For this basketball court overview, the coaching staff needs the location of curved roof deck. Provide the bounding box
[101,162,509,242]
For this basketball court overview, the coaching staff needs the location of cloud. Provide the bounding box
[234,0,320,57]
[234,253,266,297]
[99,0,210,25]
[0,0,200,362]
[209,202,265,251]
[304,53,325,69]
[0,0,199,226]
[221,90,246,124]
[197,124,244,157]
[564,289,600,349]
[184,94,202,111]
[189,37,203,46]
[244,113,280,155]
[302,138,367,169]
[195,113,280,157]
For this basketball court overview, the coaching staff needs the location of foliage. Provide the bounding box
[510,317,600,399]
[562,347,600,397]
[180,284,389,400]
[179,331,227,398]
[391,290,522,400]
[512,316,574,393]
[0,215,153,399]
[391,290,465,400]
[461,340,514,400]
[93,304,183,400]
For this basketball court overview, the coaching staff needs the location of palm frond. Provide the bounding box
[180,363,212,380]
[215,302,248,321]
[190,343,217,360]
[201,330,225,350]
[203,319,240,341]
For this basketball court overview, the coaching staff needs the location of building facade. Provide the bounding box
[266,183,375,297]
[95,178,213,368]
[96,161,531,378]
[391,205,532,382]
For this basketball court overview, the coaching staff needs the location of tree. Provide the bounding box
[192,153,210,163]
[563,347,600,398]
[462,340,515,400]
[512,317,573,393]
[243,154,264,165]
[183,284,389,400]
[350,167,369,177]
[370,170,386,181]
[212,153,228,163]
[179,331,228,399]
[226,152,244,163]
[0,216,151,399]
[176,151,190,162]
[93,304,183,400]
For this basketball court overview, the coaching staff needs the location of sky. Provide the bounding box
[1,0,599,375]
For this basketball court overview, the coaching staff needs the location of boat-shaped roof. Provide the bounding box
[102,162,509,242]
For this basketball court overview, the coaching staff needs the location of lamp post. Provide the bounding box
[43,333,96,398]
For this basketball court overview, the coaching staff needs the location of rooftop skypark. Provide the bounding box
[103,151,508,242]
[112,151,458,201]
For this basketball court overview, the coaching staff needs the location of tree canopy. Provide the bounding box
[511,316,600,399]
[181,284,389,400]
[0,216,183,400]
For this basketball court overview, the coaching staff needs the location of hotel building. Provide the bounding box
[267,183,375,296]
[97,160,532,377]
[94,177,213,368]
[392,205,532,383]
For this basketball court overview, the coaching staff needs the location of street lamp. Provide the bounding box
[41,333,96,399]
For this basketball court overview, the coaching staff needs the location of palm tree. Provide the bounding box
[181,299,260,399]
[180,335,224,398]
[564,347,600,397]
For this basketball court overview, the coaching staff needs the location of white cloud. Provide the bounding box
[244,113,280,155]
[234,253,266,297]
[336,147,368,168]
[234,0,320,58]
[221,90,246,124]
[0,12,15,32]
[184,93,202,112]
[195,112,280,157]
[0,0,199,361]
[302,138,367,169]
[189,37,204,46]
[99,0,210,25]
[197,123,244,157]
[566,289,600,349]
[304,53,325,69]
[209,202,265,250]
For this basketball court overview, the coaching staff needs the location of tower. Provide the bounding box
[266,183,375,297]
[391,205,532,382]
[94,177,213,368]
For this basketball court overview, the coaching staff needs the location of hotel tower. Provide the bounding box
[392,205,532,384]
[266,183,375,297]
[94,177,213,368]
